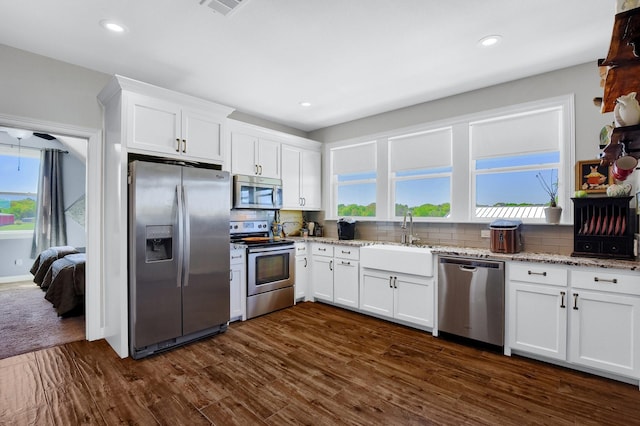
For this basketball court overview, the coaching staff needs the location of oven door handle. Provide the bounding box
[247,245,294,254]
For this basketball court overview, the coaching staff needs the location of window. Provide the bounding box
[326,95,573,223]
[470,106,566,221]
[0,145,40,234]
[331,142,377,217]
[389,128,452,218]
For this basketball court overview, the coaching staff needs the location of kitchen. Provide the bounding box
[2,0,640,424]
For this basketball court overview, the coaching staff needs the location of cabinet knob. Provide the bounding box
[182,139,187,153]
[176,138,181,152]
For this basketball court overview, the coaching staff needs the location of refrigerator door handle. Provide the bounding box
[182,185,191,287]
[176,184,184,288]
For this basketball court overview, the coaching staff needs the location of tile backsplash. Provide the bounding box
[319,220,574,255]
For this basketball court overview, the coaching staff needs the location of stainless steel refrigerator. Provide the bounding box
[128,159,230,359]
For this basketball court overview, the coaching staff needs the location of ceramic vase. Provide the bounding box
[614,92,640,127]
[544,206,562,224]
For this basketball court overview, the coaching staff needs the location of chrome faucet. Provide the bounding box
[401,211,417,245]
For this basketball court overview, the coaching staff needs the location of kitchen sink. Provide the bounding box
[360,244,433,276]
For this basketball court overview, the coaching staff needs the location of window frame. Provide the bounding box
[0,145,40,238]
[324,94,575,224]
[330,141,378,219]
[468,98,573,224]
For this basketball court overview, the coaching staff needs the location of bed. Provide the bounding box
[42,253,86,316]
[30,245,79,288]
[30,246,86,316]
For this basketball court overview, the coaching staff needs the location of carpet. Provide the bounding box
[0,281,85,360]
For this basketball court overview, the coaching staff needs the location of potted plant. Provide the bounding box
[536,170,562,223]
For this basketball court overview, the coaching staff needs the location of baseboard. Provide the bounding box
[0,274,33,284]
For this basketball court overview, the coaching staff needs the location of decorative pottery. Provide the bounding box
[613,92,640,127]
[599,124,614,149]
[607,182,632,197]
[544,206,562,224]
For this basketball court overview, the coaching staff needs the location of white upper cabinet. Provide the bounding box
[121,82,232,164]
[229,119,322,192]
[230,132,280,179]
[282,145,321,210]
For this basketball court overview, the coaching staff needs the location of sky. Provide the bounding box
[338,171,554,208]
[0,155,40,194]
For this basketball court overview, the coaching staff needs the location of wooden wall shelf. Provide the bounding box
[599,124,640,165]
[600,9,640,113]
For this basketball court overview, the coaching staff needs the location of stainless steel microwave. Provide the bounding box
[233,174,283,209]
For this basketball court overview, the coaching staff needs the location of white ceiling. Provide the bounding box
[0,0,616,132]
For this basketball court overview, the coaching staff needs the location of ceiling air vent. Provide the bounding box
[199,0,248,17]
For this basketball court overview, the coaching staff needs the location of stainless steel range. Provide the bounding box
[230,220,295,319]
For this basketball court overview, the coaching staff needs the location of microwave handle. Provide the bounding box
[271,186,276,206]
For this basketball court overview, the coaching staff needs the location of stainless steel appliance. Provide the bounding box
[230,220,295,319]
[489,219,523,254]
[438,256,505,347]
[128,159,230,359]
[233,174,283,209]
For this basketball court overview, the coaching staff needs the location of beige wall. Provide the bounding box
[309,62,611,163]
[0,44,111,130]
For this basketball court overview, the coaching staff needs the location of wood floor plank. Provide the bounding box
[200,394,269,426]
[2,302,640,425]
[0,352,47,418]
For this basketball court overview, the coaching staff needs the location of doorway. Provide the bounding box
[0,113,103,347]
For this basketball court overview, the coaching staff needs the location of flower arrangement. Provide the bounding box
[536,170,559,207]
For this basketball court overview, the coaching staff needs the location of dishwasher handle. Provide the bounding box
[459,265,478,272]
[439,256,504,270]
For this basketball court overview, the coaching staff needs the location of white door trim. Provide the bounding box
[0,113,104,341]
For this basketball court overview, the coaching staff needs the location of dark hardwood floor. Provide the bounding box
[1,302,639,425]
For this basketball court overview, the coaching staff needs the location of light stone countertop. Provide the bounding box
[289,236,640,272]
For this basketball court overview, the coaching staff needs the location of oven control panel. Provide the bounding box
[230,220,270,236]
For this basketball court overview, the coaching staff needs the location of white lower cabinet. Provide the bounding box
[294,242,310,302]
[311,244,334,302]
[569,269,640,378]
[230,249,246,322]
[508,263,568,360]
[508,262,640,381]
[311,243,359,308]
[360,269,434,328]
[333,247,359,308]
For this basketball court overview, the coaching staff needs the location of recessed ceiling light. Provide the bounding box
[478,35,501,47]
[299,101,312,107]
[100,19,127,33]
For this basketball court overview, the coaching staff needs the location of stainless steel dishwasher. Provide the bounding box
[438,256,505,346]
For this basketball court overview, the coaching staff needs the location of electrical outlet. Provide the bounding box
[480,229,490,238]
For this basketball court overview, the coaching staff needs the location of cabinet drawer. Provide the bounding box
[571,269,640,296]
[295,243,308,255]
[230,249,245,265]
[312,243,334,257]
[509,262,567,286]
[334,246,359,260]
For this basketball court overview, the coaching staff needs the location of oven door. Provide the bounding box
[247,245,295,296]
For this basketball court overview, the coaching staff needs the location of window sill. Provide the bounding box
[0,231,34,240]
